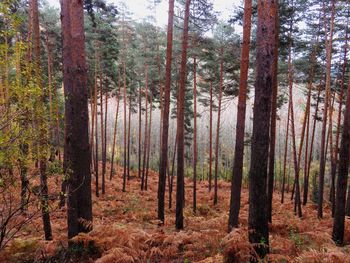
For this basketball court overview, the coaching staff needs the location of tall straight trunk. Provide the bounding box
[142,65,149,191]
[193,57,198,213]
[248,0,277,257]
[158,0,174,220]
[287,17,302,217]
[100,75,105,194]
[281,101,291,204]
[127,96,132,180]
[209,81,213,192]
[328,93,336,216]
[214,54,223,206]
[169,129,178,209]
[138,82,142,179]
[110,76,121,180]
[94,69,99,197]
[267,9,279,223]
[90,82,95,174]
[332,30,348,213]
[304,85,321,205]
[332,77,350,245]
[103,78,108,192]
[176,0,191,230]
[318,0,335,219]
[301,28,322,204]
[145,94,153,190]
[60,0,92,238]
[122,61,127,192]
[31,0,52,241]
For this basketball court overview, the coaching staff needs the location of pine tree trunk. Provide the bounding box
[94,69,99,197]
[122,61,127,192]
[110,76,121,180]
[100,75,105,194]
[281,101,290,204]
[228,0,252,231]
[209,81,213,192]
[318,0,335,219]
[138,80,142,179]
[142,65,149,191]
[248,0,277,257]
[158,0,174,220]
[214,54,223,206]
[103,77,108,192]
[332,74,350,245]
[176,0,191,230]
[127,96,132,180]
[267,9,279,223]
[193,56,197,214]
[145,94,153,190]
[304,85,321,205]
[31,0,52,240]
[60,0,92,238]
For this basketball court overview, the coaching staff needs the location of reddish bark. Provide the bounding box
[176,0,191,230]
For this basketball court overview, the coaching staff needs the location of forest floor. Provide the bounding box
[1,164,350,262]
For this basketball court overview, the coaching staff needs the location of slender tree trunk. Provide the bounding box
[304,85,321,205]
[110,75,121,180]
[318,0,335,219]
[141,65,149,191]
[100,74,105,194]
[138,82,142,179]
[145,94,153,190]
[287,20,302,217]
[176,0,191,230]
[209,81,213,192]
[60,0,92,238]
[103,77,108,192]
[214,54,223,206]
[94,67,99,197]
[332,75,350,245]
[332,29,347,214]
[169,130,178,209]
[31,0,52,240]
[121,61,127,191]
[127,96,132,180]
[193,56,198,213]
[281,101,291,204]
[248,0,277,257]
[267,9,279,223]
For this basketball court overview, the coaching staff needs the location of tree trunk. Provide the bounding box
[214,54,223,206]
[138,79,142,179]
[100,74,105,194]
[332,74,350,245]
[142,65,149,191]
[267,9,279,223]
[158,0,174,222]
[281,101,291,204]
[103,77,108,193]
[248,0,277,258]
[122,61,127,192]
[209,81,213,192]
[31,0,53,241]
[228,0,252,231]
[304,85,321,205]
[60,0,92,238]
[193,56,198,214]
[127,96,132,180]
[145,94,153,190]
[110,75,121,180]
[176,0,191,230]
[318,0,335,219]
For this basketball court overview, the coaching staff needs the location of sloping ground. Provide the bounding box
[1,164,350,262]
